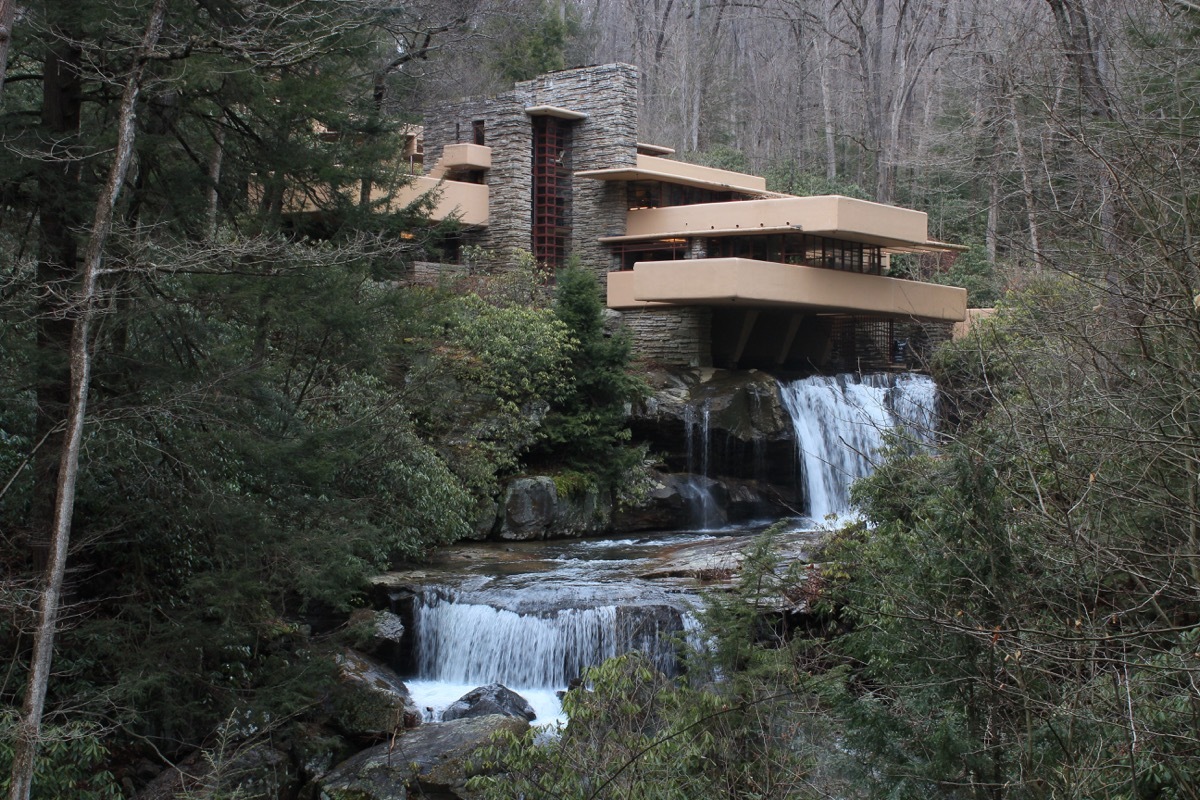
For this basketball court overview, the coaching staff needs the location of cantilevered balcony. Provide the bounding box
[428,143,492,178]
[609,195,941,250]
[608,257,967,322]
[381,176,489,226]
[281,175,488,227]
[577,154,773,196]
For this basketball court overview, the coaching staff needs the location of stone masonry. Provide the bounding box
[618,307,713,368]
[422,64,638,281]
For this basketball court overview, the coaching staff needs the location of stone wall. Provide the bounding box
[421,64,638,280]
[618,307,713,368]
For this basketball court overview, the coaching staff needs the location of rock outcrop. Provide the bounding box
[486,368,803,540]
[316,714,528,800]
[496,476,612,540]
[332,650,422,740]
[441,683,536,723]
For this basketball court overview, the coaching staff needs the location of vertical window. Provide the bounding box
[472,120,486,146]
[532,116,570,268]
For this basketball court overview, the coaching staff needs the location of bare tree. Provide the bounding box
[7,6,166,795]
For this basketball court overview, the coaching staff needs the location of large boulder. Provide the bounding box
[440,684,535,723]
[135,743,296,800]
[347,609,406,662]
[498,476,557,540]
[332,649,422,740]
[497,476,612,540]
[631,367,797,484]
[315,714,529,800]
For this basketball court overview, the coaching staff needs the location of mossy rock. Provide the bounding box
[316,714,529,799]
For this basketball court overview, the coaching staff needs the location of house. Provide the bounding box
[397,63,967,371]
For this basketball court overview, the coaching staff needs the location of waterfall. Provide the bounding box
[413,589,688,690]
[682,399,722,529]
[779,373,938,520]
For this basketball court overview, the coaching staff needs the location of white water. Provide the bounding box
[404,372,938,724]
[409,583,695,724]
[683,401,723,529]
[779,373,937,521]
[415,596,623,687]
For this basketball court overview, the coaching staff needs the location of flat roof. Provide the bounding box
[576,167,783,197]
[636,142,676,155]
[524,105,588,120]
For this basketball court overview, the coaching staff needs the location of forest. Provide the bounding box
[1,0,1199,798]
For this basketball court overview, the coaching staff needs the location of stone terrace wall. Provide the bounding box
[619,307,713,368]
[422,64,638,280]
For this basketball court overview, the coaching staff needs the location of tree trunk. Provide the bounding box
[207,113,227,240]
[30,39,84,569]
[0,0,16,97]
[817,39,837,181]
[1010,95,1043,272]
[8,4,167,798]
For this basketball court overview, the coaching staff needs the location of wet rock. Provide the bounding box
[468,496,500,541]
[614,605,687,676]
[611,471,691,532]
[292,724,355,786]
[625,368,803,523]
[135,743,296,800]
[315,714,528,800]
[499,477,557,540]
[498,476,612,540]
[632,368,794,462]
[441,683,536,722]
[640,529,827,609]
[332,649,421,740]
[348,609,406,662]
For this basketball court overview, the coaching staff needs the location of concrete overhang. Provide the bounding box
[525,105,588,120]
[609,257,967,322]
[637,142,676,155]
[577,154,777,196]
[388,175,489,226]
[438,143,492,172]
[620,195,934,250]
[599,225,965,254]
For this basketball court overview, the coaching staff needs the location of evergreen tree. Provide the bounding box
[526,264,646,487]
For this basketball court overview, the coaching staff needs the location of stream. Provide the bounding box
[388,373,938,727]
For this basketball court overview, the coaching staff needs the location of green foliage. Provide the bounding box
[470,528,838,800]
[0,715,122,800]
[472,649,821,800]
[525,263,647,487]
[821,262,1200,798]
[763,162,872,200]
[931,244,1002,307]
[687,144,753,174]
[551,470,595,499]
[490,1,579,83]
[0,2,580,781]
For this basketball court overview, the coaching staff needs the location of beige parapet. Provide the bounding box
[575,156,772,196]
[623,195,930,249]
[611,257,967,322]
[428,143,492,178]
[387,176,489,226]
[634,155,766,192]
[606,270,672,309]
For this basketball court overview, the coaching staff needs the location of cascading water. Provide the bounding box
[400,372,937,725]
[682,400,722,529]
[406,575,696,724]
[779,372,938,520]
